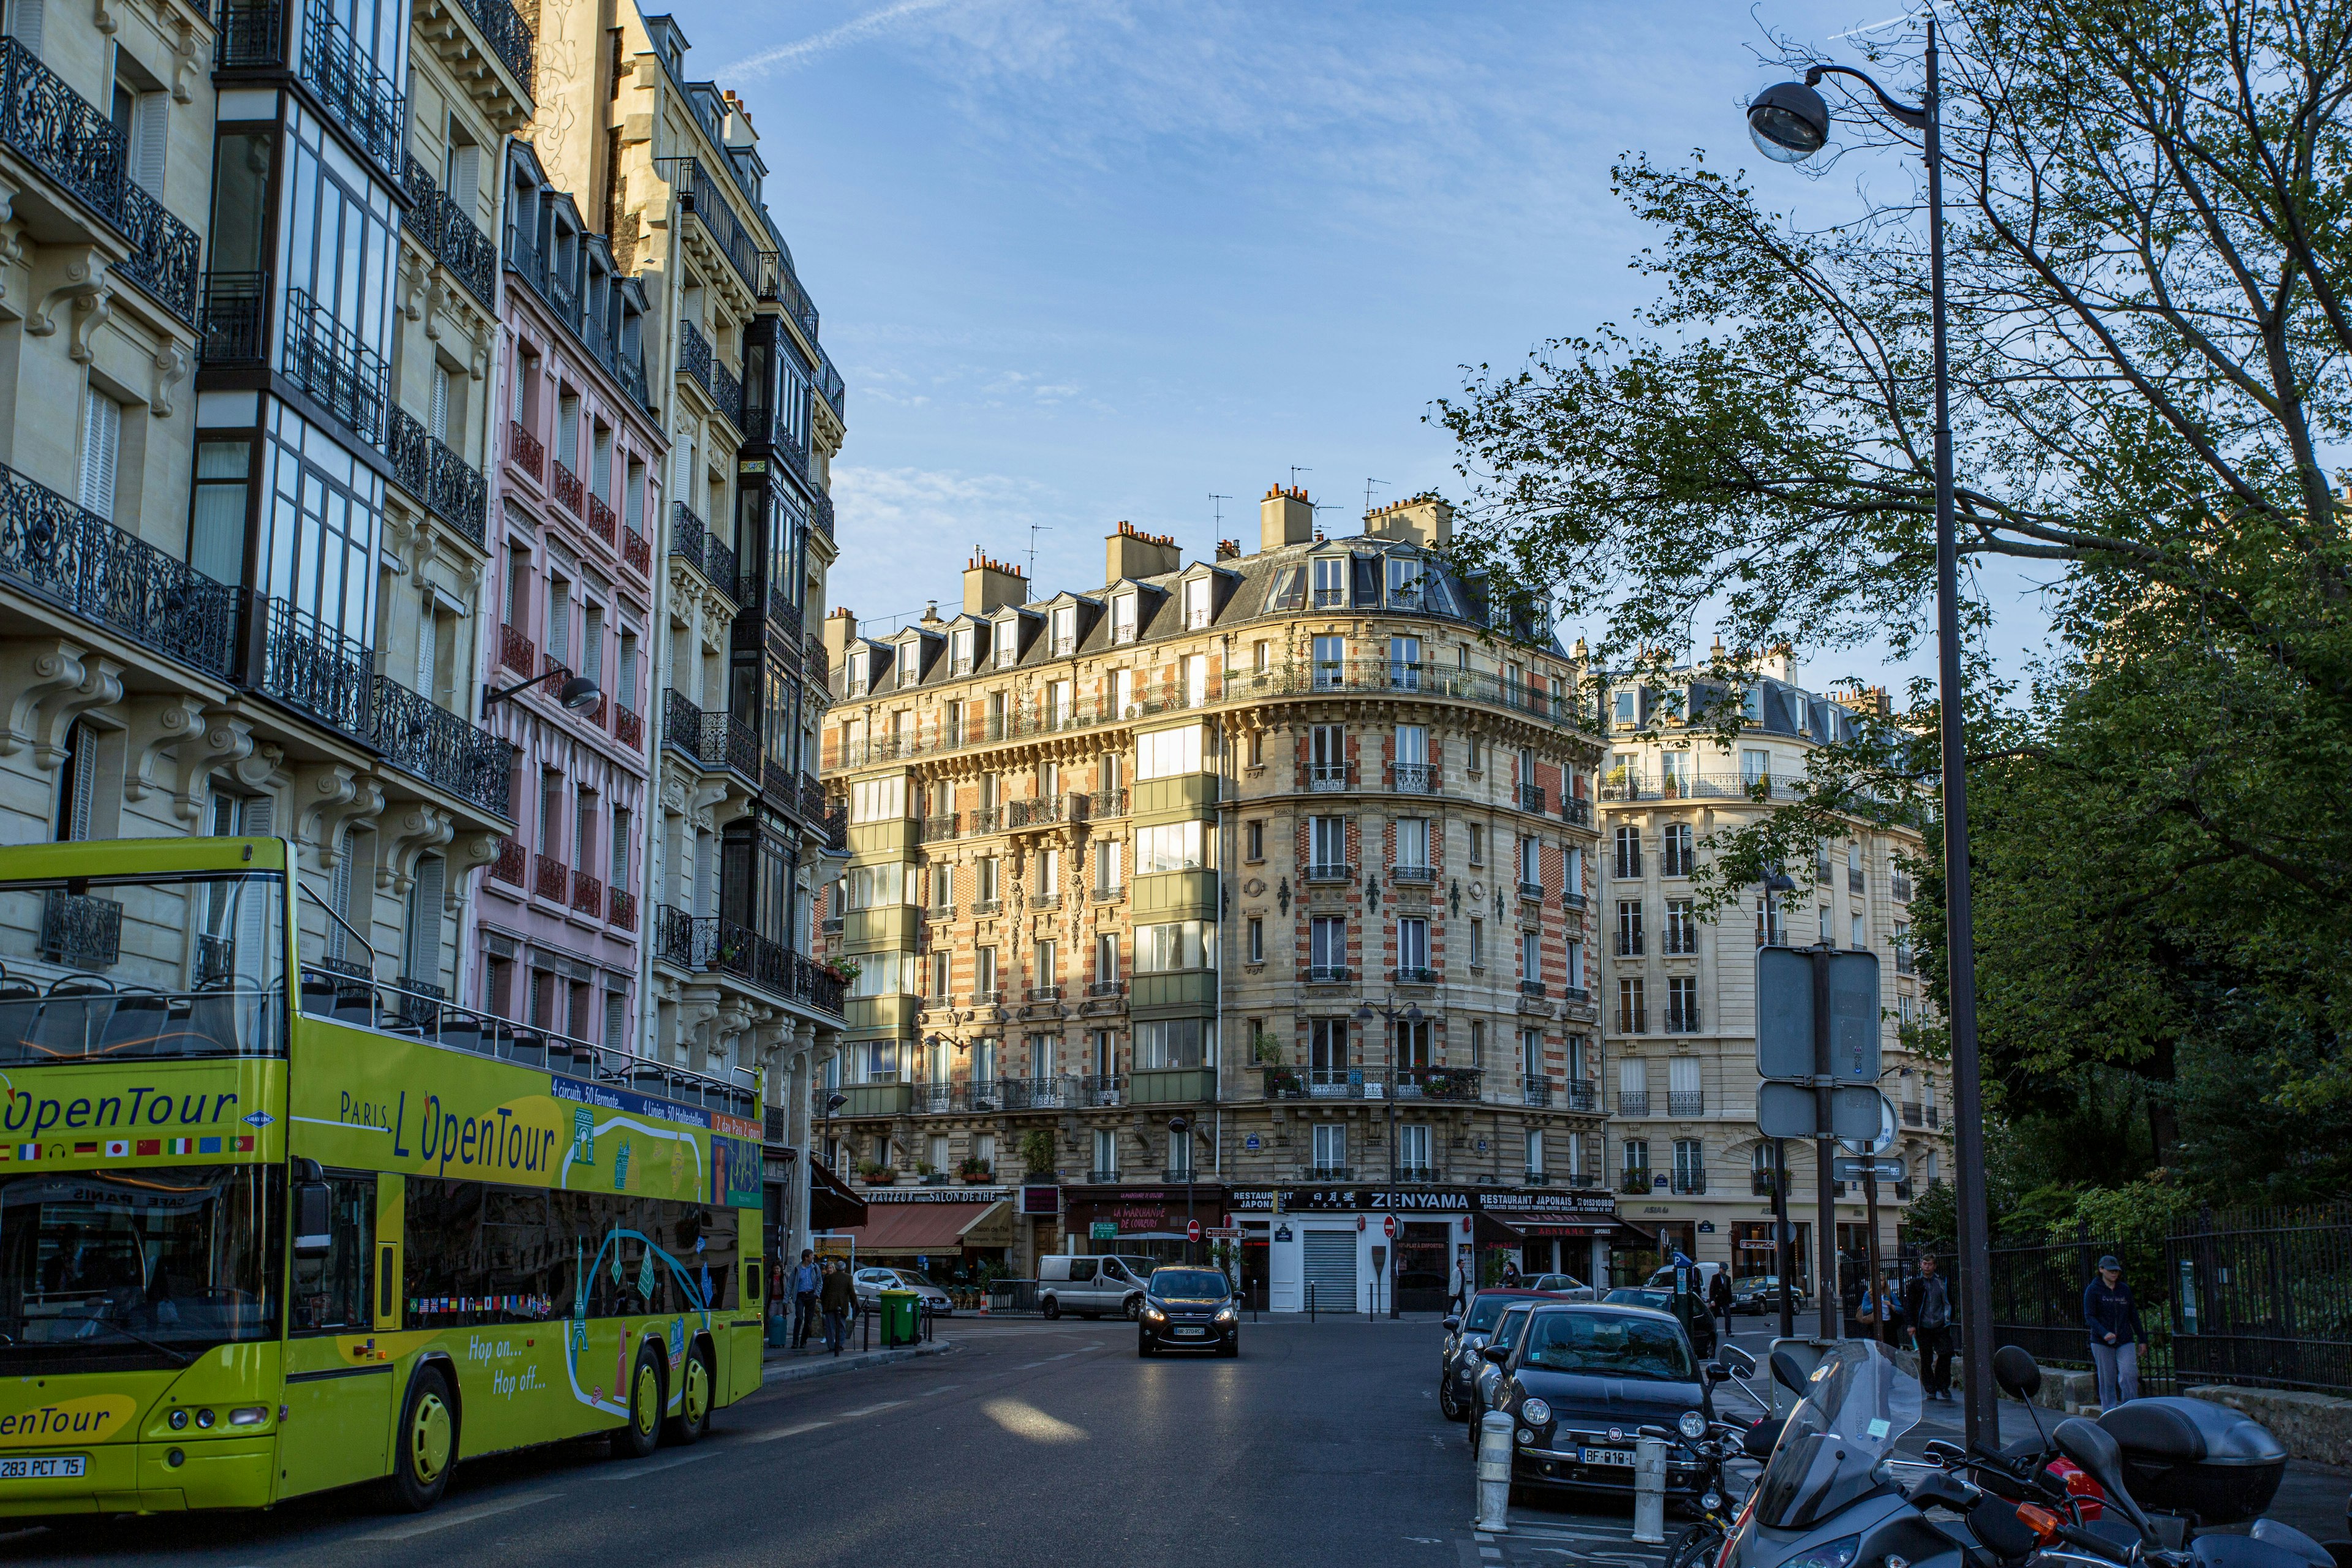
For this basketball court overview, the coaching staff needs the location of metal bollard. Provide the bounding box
[1474,1411,1513,1533]
[1631,1432,1667,1544]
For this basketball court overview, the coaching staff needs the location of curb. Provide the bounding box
[759,1339,954,1387]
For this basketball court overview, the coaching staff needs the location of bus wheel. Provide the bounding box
[390,1367,456,1512]
[665,1346,714,1445]
[612,1343,665,1459]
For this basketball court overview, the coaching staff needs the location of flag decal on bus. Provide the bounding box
[104,1140,128,1158]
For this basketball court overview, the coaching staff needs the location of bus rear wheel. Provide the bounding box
[665,1345,714,1444]
[612,1343,665,1460]
[389,1367,456,1512]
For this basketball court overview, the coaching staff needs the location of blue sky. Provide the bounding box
[673,0,2059,693]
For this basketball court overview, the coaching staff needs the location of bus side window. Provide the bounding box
[745,1261,761,1303]
[291,1173,375,1333]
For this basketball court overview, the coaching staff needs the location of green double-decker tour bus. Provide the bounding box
[0,837,769,1517]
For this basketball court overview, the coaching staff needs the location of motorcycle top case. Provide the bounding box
[2097,1397,2286,1525]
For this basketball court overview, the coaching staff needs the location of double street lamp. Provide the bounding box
[1355,993,1425,1321]
[1747,23,1998,1443]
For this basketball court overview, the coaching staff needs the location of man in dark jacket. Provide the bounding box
[2084,1256,2143,1407]
[1708,1267,1734,1341]
[1900,1254,1955,1401]
[819,1259,856,1355]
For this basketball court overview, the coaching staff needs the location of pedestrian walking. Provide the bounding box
[819,1257,854,1355]
[1900,1254,1955,1401]
[1708,1266,1734,1341]
[1498,1256,1522,1288]
[1449,1252,1469,1315]
[2084,1254,2144,1408]
[791,1250,823,1351]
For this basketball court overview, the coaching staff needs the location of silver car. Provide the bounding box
[851,1265,955,1316]
[1525,1273,1597,1300]
[1469,1302,1542,1438]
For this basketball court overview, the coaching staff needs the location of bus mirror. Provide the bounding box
[293,1180,333,1256]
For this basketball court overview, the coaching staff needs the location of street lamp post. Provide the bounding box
[1749,22,1996,1442]
[1356,994,1426,1321]
[1169,1115,1194,1262]
[1760,870,1798,1342]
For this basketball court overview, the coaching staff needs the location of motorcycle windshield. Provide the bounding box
[1751,1341,1921,1530]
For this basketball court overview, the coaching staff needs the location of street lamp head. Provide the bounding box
[556,674,602,712]
[1403,1002,1424,1023]
[1167,1115,1188,1135]
[1354,1004,1376,1023]
[825,1093,846,1112]
[1748,81,1831,162]
[1765,869,1798,895]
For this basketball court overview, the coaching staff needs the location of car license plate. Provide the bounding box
[0,1457,83,1480]
[1580,1447,1636,1468]
[1174,1327,1205,1337]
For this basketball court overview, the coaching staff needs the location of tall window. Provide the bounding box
[1395,817,1429,869]
[1616,899,1643,957]
[1518,929,1540,982]
[1518,835,1541,888]
[79,388,121,521]
[1395,1019,1431,1072]
[1309,815,1346,870]
[1093,839,1122,894]
[1662,823,1693,877]
[1311,557,1347,609]
[976,945,998,997]
[1094,930,1119,984]
[1311,1123,1346,1174]
[1613,825,1642,878]
[1135,1018,1207,1070]
[1245,820,1264,860]
[1618,976,1646,1034]
[1246,917,1264,963]
[1664,897,1697,955]
[1396,917,1428,973]
[1308,724,1345,783]
[1468,918,1483,967]
[1310,1018,1348,1084]
[1310,916,1347,976]
[1035,939,1057,990]
[1622,1137,1650,1179]
[1396,1124,1431,1174]
[1388,635,1420,689]
[1311,633,1344,688]
[1525,1129,1544,1175]
[1673,1138,1705,1191]
[1182,576,1210,629]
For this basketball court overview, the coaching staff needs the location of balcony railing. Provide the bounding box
[1091,883,1124,903]
[257,596,372,739]
[1008,795,1065,828]
[1618,1008,1647,1033]
[1563,1080,1597,1112]
[489,837,526,885]
[1087,979,1126,999]
[1667,1089,1704,1117]
[969,806,1002,834]
[1619,1167,1652,1195]
[283,286,388,444]
[609,887,637,930]
[198,271,267,364]
[1297,1165,1354,1182]
[919,813,959,843]
[622,522,650,576]
[216,0,283,67]
[704,537,738,604]
[1522,1079,1551,1108]
[1391,965,1438,984]
[714,358,744,432]
[1305,963,1351,984]
[661,157,775,300]
[445,0,534,90]
[1087,788,1128,818]
[498,621,534,674]
[399,159,497,306]
[551,459,582,516]
[0,38,199,320]
[662,688,704,760]
[1518,979,1548,998]
[1391,761,1436,793]
[570,869,603,916]
[1307,764,1350,792]
[1518,783,1547,813]
[371,674,512,818]
[1664,1007,1701,1035]
[678,318,715,399]
[1390,863,1436,884]
[1392,1067,1480,1102]
[614,704,642,750]
[1618,1090,1650,1116]
[652,904,845,1017]
[1672,1170,1708,1194]
[1561,796,1591,826]
[1523,1170,1551,1185]
[0,461,237,680]
[670,501,706,575]
[1076,1075,1125,1107]
[533,854,568,901]
[300,0,404,178]
[1751,1170,1785,1197]
[385,408,488,546]
[1306,862,1351,883]
[508,418,545,481]
[701,710,760,782]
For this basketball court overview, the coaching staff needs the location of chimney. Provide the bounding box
[1104,520,1182,582]
[1259,484,1313,553]
[962,552,1027,615]
[822,606,858,669]
[1215,538,1241,562]
[1760,641,1796,684]
[1362,492,1455,548]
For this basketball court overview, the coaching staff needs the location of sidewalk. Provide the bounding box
[759,1335,954,1387]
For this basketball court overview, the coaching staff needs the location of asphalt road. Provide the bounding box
[0,1316,1491,1568]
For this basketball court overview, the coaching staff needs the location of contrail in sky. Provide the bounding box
[730,0,959,77]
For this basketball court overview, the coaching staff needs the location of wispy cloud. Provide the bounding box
[731,0,962,78]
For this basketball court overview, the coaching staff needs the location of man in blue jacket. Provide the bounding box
[2084,1255,2143,1407]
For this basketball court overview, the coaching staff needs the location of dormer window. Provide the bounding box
[1265,567,1306,611]
[1311,557,1348,609]
[1182,578,1210,630]
[1743,687,1762,723]
[847,650,869,696]
[899,643,922,690]
[952,627,974,675]
[1052,605,1077,656]
[995,624,1019,669]
[1112,594,1137,644]
[1388,554,1422,608]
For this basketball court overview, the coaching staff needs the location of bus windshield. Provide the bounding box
[0,1166,282,1371]
[0,872,285,1063]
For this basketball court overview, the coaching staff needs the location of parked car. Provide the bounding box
[1137,1266,1238,1356]
[850,1267,956,1316]
[1471,1301,1546,1430]
[1645,1261,1725,1297]
[1602,1286,1717,1359]
[1441,1289,1566,1420]
[1483,1303,1725,1503]
[1729,1274,1809,1314]
[1525,1273,1597,1300]
[1038,1254,1154,1320]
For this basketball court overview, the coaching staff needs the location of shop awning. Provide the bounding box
[831,1199,1010,1255]
[809,1161,868,1231]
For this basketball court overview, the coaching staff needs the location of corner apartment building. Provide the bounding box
[1596,654,1951,1289]
[817,491,1630,1311]
[520,5,851,1248]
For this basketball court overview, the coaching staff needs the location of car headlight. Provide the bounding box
[1519,1398,1551,1426]
[1780,1536,1860,1568]
[1214,1306,1237,1324]
[1678,1410,1708,1441]
[1143,1305,1166,1322]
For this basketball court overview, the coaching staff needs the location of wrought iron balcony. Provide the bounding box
[919,812,959,843]
[661,157,775,299]
[622,523,650,576]
[811,487,835,542]
[1672,1170,1708,1194]
[714,358,744,432]
[551,459,582,516]
[1087,787,1128,818]
[1619,1167,1652,1195]
[1391,965,1438,985]
[1087,1168,1121,1183]
[385,408,487,546]
[608,887,637,930]
[662,688,704,760]
[1523,1170,1551,1185]
[1008,795,1064,828]
[1664,1007,1702,1035]
[257,596,372,738]
[1667,1089,1704,1117]
[678,318,714,399]
[283,285,388,444]
[1563,1080,1597,1112]
[570,868,603,917]
[650,904,844,1017]
[700,710,759,782]
[1618,1007,1647,1033]
[1518,783,1547,813]
[498,621,533,673]
[1391,761,1436,793]
[532,853,567,902]
[1307,763,1350,792]
[198,272,267,364]
[1390,863,1436,884]
[1306,861,1351,883]
[300,0,404,178]
[1392,1066,1479,1102]
[1522,1079,1551,1107]
[0,38,198,320]
[0,461,236,679]
[670,501,705,574]
[1518,978,1548,998]
[445,0,533,89]
[1087,979,1126,999]
[1751,1170,1785,1197]
[704,536,739,603]
[1618,1089,1650,1116]
[371,674,511,818]
[399,160,496,306]
[1518,880,1546,902]
[585,492,617,547]
[216,0,283,66]
[489,837,525,885]
[1090,882,1124,903]
[1561,796,1592,826]
[1305,963,1351,984]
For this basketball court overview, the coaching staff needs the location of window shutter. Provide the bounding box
[326,829,353,961]
[78,389,119,520]
[65,722,94,840]
[609,808,628,884]
[582,605,603,683]
[9,0,42,55]
[415,594,437,696]
[546,584,568,664]
[449,139,480,211]
[132,91,167,194]
[407,854,445,982]
[430,364,450,442]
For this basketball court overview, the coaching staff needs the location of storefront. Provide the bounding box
[1060,1183,1230,1267]
[1730,1219,1812,1292]
[823,1187,1014,1280]
[1227,1185,1625,1314]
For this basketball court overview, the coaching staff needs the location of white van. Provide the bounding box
[1036,1254,1155,1320]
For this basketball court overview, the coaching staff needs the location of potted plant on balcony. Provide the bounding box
[1422,1069,1453,1100]
[822,956,860,986]
[916,1160,949,1186]
[858,1159,896,1186]
[957,1155,993,1183]
[1019,1129,1058,1180]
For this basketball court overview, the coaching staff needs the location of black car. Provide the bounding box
[1439,1289,1564,1420]
[1137,1267,1239,1356]
[1602,1285,1718,1359]
[1487,1303,1725,1502]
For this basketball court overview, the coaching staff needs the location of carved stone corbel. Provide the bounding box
[0,641,123,769]
[450,830,503,913]
[294,763,384,865]
[399,247,429,323]
[375,802,456,894]
[124,696,252,822]
[149,342,189,418]
[27,254,109,361]
[233,742,287,794]
[422,274,449,342]
[167,11,199,100]
[92,0,119,36]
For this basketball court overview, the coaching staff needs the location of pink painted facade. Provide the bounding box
[467,141,666,1050]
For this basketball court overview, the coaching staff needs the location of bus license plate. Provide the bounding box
[1174,1327,1204,1337]
[0,1457,83,1480]
[1580,1447,1635,1469]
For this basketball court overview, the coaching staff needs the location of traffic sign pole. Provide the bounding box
[1773,1138,1795,1338]
[1812,948,1839,1341]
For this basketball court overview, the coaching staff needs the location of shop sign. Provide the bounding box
[862,1186,1012,1202]
[1090,1221,1118,1240]
[1228,1185,1619,1219]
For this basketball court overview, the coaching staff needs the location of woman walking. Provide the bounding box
[2083,1254,2144,1407]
